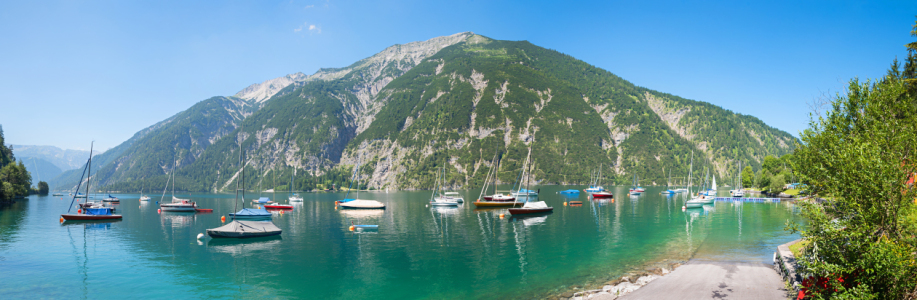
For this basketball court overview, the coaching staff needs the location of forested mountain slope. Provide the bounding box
[52,33,795,192]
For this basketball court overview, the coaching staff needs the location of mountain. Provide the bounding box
[17,157,62,182]
[11,145,90,171]
[51,32,796,192]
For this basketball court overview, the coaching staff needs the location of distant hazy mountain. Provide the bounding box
[18,157,63,183]
[12,145,89,171]
[51,32,796,192]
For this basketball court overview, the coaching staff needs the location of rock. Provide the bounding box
[661,268,670,275]
[607,282,640,296]
[591,292,617,300]
[636,275,659,286]
[602,285,614,292]
[561,292,575,298]
[649,267,663,275]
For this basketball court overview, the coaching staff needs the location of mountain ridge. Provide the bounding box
[51,33,796,192]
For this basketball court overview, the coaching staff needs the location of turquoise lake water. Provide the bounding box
[0,186,799,299]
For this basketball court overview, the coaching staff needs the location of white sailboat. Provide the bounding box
[289,168,303,202]
[431,167,459,206]
[160,161,197,212]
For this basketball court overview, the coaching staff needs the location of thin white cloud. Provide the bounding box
[304,4,314,9]
[293,22,321,34]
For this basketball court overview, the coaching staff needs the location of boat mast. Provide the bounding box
[87,142,92,201]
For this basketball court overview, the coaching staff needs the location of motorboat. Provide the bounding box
[338,199,386,209]
[289,194,303,202]
[101,194,119,203]
[508,201,553,215]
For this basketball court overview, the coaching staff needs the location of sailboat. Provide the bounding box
[511,148,538,198]
[289,168,303,202]
[264,167,294,210]
[160,162,197,212]
[661,168,676,195]
[629,174,645,195]
[101,191,119,203]
[430,167,459,206]
[207,143,281,238]
[509,158,553,214]
[685,151,707,208]
[591,164,614,199]
[729,161,745,197]
[62,143,122,221]
[139,181,151,201]
[337,164,385,209]
[584,166,604,193]
[251,165,273,204]
[474,151,522,207]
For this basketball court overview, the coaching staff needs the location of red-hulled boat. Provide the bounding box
[62,213,122,221]
[264,204,294,210]
[591,191,614,199]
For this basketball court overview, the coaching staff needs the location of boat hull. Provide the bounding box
[61,214,122,221]
[591,192,614,198]
[264,205,294,209]
[508,207,554,215]
[473,201,522,207]
[207,229,281,238]
[160,206,197,212]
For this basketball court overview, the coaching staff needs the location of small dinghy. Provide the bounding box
[349,222,378,230]
[508,201,554,215]
[207,220,282,238]
[101,194,119,203]
[568,200,583,205]
[558,189,580,194]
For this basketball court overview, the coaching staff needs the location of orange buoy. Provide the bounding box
[349,226,355,231]
[158,209,161,213]
[499,213,505,218]
[221,216,226,222]
[280,210,284,215]
[563,202,568,206]
[77,209,81,214]
[59,217,64,223]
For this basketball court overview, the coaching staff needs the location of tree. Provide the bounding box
[762,155,781,174]
[756,170,771,190]
[741,166,754,188]
[767,174,785,194]
[791,72,917,297]
[37,181,48,195]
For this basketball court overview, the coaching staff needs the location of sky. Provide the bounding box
[1,0,915,151]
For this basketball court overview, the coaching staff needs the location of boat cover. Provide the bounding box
[207,221,281,238]
[522,201,548,209]
[559,189,580,194]
[230,208,272,217]
[254,197,271,203]
[86,208,113,215]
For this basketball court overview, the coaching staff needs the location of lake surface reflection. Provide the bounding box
[0,186,799,299]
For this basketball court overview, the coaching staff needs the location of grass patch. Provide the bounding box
[789,240,809,258]
[784,188,801,196]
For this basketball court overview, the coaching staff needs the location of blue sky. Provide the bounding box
[1,0,915,151]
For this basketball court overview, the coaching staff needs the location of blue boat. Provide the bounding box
[559,189,580,194]
[229,208,272,219]
[252,197,272,204]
